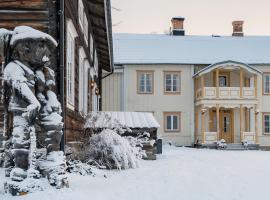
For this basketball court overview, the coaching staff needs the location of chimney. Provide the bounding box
[232,21,244,37]
[171,17,185,36]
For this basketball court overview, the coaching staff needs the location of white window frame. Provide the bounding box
[66,20,78,110]
[94,49,98,72]
[83,12,88,43]
[263,73,270,95]
[78,47,86,113]
[137,71,154,94]
[78,0,84,29]
[164,71,181,93]
[78,0,89,45]
[90,34,94,61]
[164,112,181,132]
[83,61,90,114]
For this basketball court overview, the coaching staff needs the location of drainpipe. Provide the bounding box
[59,0,65,152]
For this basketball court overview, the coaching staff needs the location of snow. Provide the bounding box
[85,111,160,129]
[10,26,57,47]
[113,33,270,65]
[2,147,270,200]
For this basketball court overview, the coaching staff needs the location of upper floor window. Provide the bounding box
[263,113,270,134]
[78,47,86,114]
[164,71,181,93]
[78,0,88,44]
[83,12,88,43]
[90,34,94,61]
[78,0,84,28]
[137,71,154,94]
[263,74,270,94]
[66,20,78,110]
[164,112,181,132]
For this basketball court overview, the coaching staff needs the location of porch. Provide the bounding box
[195,104,259,145]
[193,61,261,146]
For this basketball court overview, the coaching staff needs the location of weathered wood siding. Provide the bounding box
[64,0,94,143]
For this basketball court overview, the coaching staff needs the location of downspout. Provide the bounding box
[59,0,65,151]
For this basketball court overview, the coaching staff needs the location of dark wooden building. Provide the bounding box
[0,0,114,148]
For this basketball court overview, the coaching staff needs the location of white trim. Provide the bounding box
[78,0,84,31]
[78,47,86,113]
[66,19,78,110]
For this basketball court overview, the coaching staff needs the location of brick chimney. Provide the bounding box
[232,21,244,37]
[171,17,185,36]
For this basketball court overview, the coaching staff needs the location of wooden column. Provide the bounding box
[240,105,243,142]
[201,75,205,98]
[216,105,220,141]
[195,106,198,144]
[254,75,258,98]
[201,107,205,144]
[255,105,258,144]
[240,69,244,98]
[216,69,219,98]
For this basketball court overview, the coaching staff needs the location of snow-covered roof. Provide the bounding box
[193,60,262,77]
[85,111,160,129]
[113,33,270,65]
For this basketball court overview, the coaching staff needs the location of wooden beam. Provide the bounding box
[255,105,258,144]
[201,107,205,144]
[216,69,219,98]
[240,105,243,141]
[216,105,220,141]
[201,75,205,98]
[195,106,198,144]
[240,69,244,98]
[254,75,258,98]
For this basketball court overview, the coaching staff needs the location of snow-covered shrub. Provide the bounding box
[87,129,145,170]
[217,139,227,149]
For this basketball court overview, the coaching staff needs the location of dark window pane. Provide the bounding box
[167,116,171,130]
[173,116,178,130]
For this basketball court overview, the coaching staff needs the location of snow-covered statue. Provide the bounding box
[0,26,68,195]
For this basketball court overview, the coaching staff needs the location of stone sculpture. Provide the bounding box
[0,26,68,195]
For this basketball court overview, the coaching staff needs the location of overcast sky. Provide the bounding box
[111,0,270,36]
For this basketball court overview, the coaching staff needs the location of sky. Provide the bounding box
[111,0,270,36]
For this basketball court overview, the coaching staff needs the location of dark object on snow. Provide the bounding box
[156,139,162,154]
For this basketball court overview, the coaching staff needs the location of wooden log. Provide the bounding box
[0,11,48,21]
[0,0,47,10]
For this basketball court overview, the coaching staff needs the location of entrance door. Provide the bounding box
[219,110,233,143]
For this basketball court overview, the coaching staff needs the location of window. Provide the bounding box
[263,113,270,134]
[164,71,181,93]
[137,71,154,94]
[78,48,87,115]
[219,75,228,87]
[263,74,270,94]
[66,20,78,110]
[164,112,181,132]
[78,0,89,44]
[94,49,98,72]
[83,12,88,43]
[78,0,84,28]
[90,34,94,61]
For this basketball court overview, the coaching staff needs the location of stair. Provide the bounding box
[225,143,245,150]
[223,143,260,151]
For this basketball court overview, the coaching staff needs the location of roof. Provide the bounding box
[85,111,160,129]
[113,33,270,65]
[86,0,114,72]
[193,60,262,77]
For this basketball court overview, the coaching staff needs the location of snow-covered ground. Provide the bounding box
[1,146,270,200]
